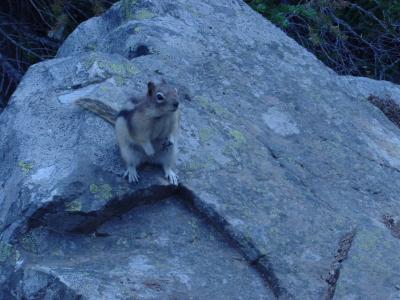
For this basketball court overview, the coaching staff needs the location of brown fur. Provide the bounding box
[75,98,117,124]
[76,79,180,185]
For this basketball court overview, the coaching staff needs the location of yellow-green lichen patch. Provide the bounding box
[181,155,217,174]
[182,159,205,173]
[183,155,209,172]
[134,9,156,20]
[114,76,127,87]
[221,143,243,166]
[357,230,379,251]
[98,60,140,86]
[90,183,113,200]
[108,63,125,75]
[123,63,138,75]
[121,0,138,20]
[356,228,392,251]
[211,103,230,117]
[99,85,110,93]
[222,144,235,156]
[194,95,230,117]
[205,154,218,169]
[195,95,211,110]
[20,233,38,254]
[229,129,246,145]
[134,26,141,33]
[348,230,393,274]
[97,61,139,78]
[221,129,247,161]
[0,242,14,263]
[65,200,82,212]
[83,55,97,69]
[199,128,214,144]
[18,161,34,175]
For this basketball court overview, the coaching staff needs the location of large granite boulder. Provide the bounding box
[1,0,400,298]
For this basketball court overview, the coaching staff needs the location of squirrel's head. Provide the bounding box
[147,79,179,116]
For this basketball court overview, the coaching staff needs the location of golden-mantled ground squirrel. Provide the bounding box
[75,79,180,185]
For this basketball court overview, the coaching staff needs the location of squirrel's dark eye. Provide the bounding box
[156,93,164,101]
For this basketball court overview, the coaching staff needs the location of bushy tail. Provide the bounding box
[75,98,117,125]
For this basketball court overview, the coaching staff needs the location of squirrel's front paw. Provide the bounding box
[164,169,178,186]
[144,147,155,156]
[142,142,155,156]
[123,167,140,183]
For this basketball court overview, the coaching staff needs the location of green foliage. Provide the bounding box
[245,0,400,83]
[247,1,317,27]
[268,4,317,28]
[46,0,113,39]
[0,0,117,105]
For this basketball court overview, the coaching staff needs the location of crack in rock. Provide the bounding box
[323,230,356,300]
[382,214,400,239]
[26,185,177,236]
[9,189,276,300]
[178,185,289,299]
[4,183,279,298]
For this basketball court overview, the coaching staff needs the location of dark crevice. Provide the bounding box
[69,76,111,91]
[323,230,356,300]
[178,185,290,299]
[382,214,400,239]
[93,231,110,237]
[6,184,177,244]
[65,185,177,234]
[8,182,284,298]
[264,144,280,160]
[128,44,151,59]
[250,254,266,265]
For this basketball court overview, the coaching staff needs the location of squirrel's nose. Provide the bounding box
[173,102,179,108]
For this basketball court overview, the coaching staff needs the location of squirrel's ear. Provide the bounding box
[147,81,155,96]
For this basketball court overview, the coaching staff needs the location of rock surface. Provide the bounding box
[7,198,273,299]
[1,0,400,299]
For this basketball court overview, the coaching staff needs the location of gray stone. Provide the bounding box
[11,197,273,299]
[1,0,400,298]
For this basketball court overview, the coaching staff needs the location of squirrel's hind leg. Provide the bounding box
[119,140,143,184]
[153,141,179,186]
[116,117,144,184]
